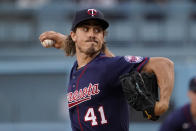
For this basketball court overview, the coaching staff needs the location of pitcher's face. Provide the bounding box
[71,20,105,56]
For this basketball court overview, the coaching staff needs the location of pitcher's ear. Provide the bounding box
[70,31,76,42]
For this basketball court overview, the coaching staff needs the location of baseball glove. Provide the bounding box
[119,71,159,121]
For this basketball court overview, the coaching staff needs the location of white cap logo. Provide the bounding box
[87,9,97,16]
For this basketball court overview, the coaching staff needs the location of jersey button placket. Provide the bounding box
[72,74,76,89]
[73,84,76,88]
[72,75,76,79]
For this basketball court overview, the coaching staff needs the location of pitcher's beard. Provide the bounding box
[78,45,101,57]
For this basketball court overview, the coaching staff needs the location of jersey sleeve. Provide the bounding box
[122,55,149,72]
[111,55,149,76]
[106,55,149,89]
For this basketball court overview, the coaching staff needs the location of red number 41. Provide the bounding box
[84,106,108,126]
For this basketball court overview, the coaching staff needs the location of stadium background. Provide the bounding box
[0,0,196,130]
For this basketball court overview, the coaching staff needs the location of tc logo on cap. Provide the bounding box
[87,9,97,16]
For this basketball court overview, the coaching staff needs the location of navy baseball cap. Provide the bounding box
[189,76,196,92]
[71,8,109,31]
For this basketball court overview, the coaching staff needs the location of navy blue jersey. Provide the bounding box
[159,104,196,131]
[67,53,149,131]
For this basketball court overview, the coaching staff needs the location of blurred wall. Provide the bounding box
[0,0,196,131]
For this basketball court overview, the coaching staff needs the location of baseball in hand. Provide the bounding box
[41,39,55,48]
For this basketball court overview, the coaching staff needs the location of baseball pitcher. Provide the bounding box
[39,8,174,131]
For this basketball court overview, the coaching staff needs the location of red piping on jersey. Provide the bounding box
[99,56,108,58]
[137,57,149,72]
[76,65,88,131]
